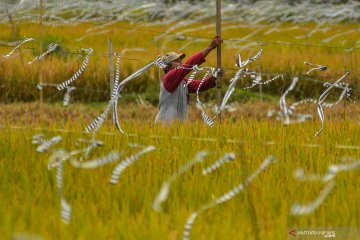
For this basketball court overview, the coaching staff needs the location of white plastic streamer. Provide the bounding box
[291,180,335,216]
[32,133,45,144]
[244,74,282,90]
[315,71,349,137]
[184,65,203,87]
[304,61,327,75]
[27,43,58,64]
[152,151,208,212]
[86,59,156,136]
[110,145,156,184]
[195,70,214,127]
[48,150,72,224]
[63,86,76,106]
[85,103,112,134]
[112,53,123,134]
[202,153,235,175]
[292,157,360,215]
[57,48,93,90]
[70,151,120,169]
[279,77,299,125]
[1,38,34,61]
[182,156,276,240]
[36,135,62,153]
[235,49,263,68]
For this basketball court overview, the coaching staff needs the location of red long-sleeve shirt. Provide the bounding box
[162,52,215,93]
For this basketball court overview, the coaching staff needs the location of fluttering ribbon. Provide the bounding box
[202,153,235,175]
[86,57,157,136]
[70,151,120,169]
[315,71,349,137]
[304,61,327,75]
[34,135,62,153]
[1,38,34,61]
[109,145,156,185]
[291,157,360,216]
[182,156,276,240]
[279,77,299,125]
[184,65,203,88]
[63,86,76,106]
[57,48,93,90]
[235,49,263,68]
[244,73,282,90]
[27,43,58,64]
[152,151,208,212]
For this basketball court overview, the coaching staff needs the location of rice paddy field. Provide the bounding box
[1,1,360,240]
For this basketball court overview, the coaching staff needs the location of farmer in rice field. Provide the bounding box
[155,35,223,123]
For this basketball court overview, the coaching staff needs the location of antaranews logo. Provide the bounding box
[289,229,296,237]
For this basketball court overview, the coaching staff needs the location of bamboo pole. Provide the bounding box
[216,0,222,120]
[109,38,114,98]
[39,0,43,104]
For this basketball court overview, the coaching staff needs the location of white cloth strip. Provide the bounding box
[153,151,208,212]
[109,146,156,184]
[315,71,349,137]
[36,135,62,153]
[27,43,58,64]
[63,86,76,106]
[70,151,120,169]
[244,74,281,90]
[290,180,335,216]
[195,70,215,127]
[182,156,276,240]
[1,38,34,60]
[279,77,299,125]
[85,103,112,133]
[235,49,263,68]
[60,197,71,224]
[304,61,327,75]
[32,133,45,144]
[112,53,124,134]
[57,48,93,90]
[202,153,236,175]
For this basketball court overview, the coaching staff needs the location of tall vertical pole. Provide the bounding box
[109,38,114,98]
[39,0,43,104]
[216,0,222,120]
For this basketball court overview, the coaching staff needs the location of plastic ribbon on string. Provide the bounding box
[202,153,235,175]
[315,71,349,137]
[291,157,360,216]
[35,135,62,153]
[112,53,124,134]
[48,150,72,224]
[57,48,93,90]
[1,38,34,61]
[184,65,203,88]
[86,58,156,137]
[70,151,120,169]
[244,74,282,90]
[279,77,299,125]
[63,86,76,106]
[235,49,263,68]
[195,70,214,127]
[182,156,276,240]
[27,43,58,64]
[71,138,104,161]
[152,151,208,212]
[304,61,327,75]
[109,145,156,185]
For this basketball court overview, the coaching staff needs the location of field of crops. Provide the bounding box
[1,1,360,240]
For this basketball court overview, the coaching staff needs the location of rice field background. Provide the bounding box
[1,0,360,239]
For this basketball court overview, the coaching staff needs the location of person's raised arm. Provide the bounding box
[201,35,223,58]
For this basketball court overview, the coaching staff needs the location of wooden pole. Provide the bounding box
[216,0,222,120]
[39,0,43,104]
[109,38,114,98]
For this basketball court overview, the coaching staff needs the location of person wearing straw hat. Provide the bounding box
[155,35,223,123]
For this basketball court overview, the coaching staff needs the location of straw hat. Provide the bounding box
[160,52,186,65]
